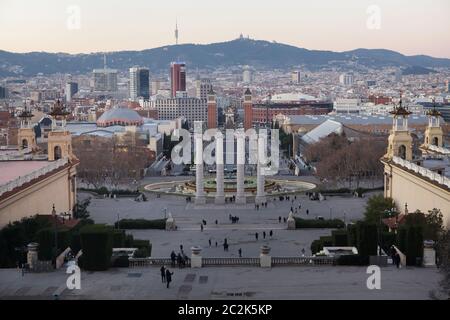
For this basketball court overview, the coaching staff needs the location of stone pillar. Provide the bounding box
[190,246,202,268]
[195,126,206,205]
[260,245,271,268]
[423,240,436,267]
[256,135,266,204]
[165,212,176,231]
[27,242,39,270]
[287,211,296,230]
[236,130,246,204]
[215,132,225,204]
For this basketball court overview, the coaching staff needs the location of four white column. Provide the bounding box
[195,125,206,205]
[256,135,266,204]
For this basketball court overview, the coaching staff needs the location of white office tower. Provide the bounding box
[195,79,213,100]
[291,71,301,84]
[243,66,252,84]
[339,73,354,86]
[65,82,78,103]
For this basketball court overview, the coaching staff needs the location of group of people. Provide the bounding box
[229,214,240,224]
[170,249,189,269]
[254,202,268,210]
[225,196,236,203]
[160,265,174,288]
[255,230,273,241]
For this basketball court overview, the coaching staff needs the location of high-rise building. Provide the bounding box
[339,73,354,86]
[196,79,213,100]
[170,62,186,97]
[93,69,118,92]
[243,66,252,84]
[130,67,150,101]
[0,86,7,99]
[291,71,301,84]
[446,80,450,93]
[65,82,78,103]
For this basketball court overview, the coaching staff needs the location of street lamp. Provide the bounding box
[52,204,58,265]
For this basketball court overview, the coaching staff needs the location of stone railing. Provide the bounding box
[129,256,335,268]
[272,256,335,266]
[427,145,450,155]
[0,158,69,197]
[202,257,260,266]
[0,147,32,161]
[392,156,450,188]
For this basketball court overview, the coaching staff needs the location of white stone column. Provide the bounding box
[260,245,272,268]
[215,132,225,204]
[190,247,202,268]
[195,127,206,205]
[256,135,266,204]
[236,130,246,204]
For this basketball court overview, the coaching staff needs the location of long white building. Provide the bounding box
[142,97,208,123]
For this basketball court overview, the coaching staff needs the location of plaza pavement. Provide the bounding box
[0,265,441,300]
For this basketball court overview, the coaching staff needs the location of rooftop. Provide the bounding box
[0,161,52,185]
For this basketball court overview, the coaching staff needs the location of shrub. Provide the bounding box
[356,222,378,257]
[337,255,370,266]
[405,226,424,266]
[319,236,333,247]
[133,248,150,258]
[332,230,349,246]
[112,229,126,248]
[347,224,358,246]
[80,224,114,271]
[310,240,322,255]
[36,227,70,261]
[112,255,130,268]
[132,239,152,256]
[115,219,165,230]
[295,218,345,229]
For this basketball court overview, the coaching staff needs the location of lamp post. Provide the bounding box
[52,204,58,265]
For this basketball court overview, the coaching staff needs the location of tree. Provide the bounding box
[364,194,396,224]
[404,209,444,241]
[73,198,91,220]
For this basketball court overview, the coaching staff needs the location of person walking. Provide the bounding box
[165,269,174,288]
[170,251,176,267]
[209,239,212,247]
[306,209,309,216]
[215,241,218,247]
[278,216,282,223]
[269,230,273,237]
[160,265,166,283]
[238,248,242,257]
[263,231,266,239]
[255,232,259,241]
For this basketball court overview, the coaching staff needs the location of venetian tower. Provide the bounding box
[17,104,37,151]
[385,95,413,161]
[47,100,74,161]
[422,102,444,148]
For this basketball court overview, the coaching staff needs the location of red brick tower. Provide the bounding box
[207,88,217,129]
[243,88,253,130]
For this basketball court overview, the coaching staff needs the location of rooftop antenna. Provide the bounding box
[175,19,179,45]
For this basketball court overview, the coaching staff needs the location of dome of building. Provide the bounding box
[96,107,144,127]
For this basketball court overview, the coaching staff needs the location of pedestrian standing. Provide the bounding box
[279,216,281,223]
[238,248,242,257]
[160,265,166,283]
[209,239,212,247]
[165,269,174,288]
[255,232,259,240]
[269,230,273,237]
[263,231,266,239]
[215,241,218,247]
[306,209,309,215]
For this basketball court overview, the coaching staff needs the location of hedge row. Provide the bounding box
[115,219,165,230]
[79,224,114,271]
[78,187,140,196]
[295,218,345,229]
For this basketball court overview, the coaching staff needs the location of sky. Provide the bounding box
[1,0,450,58]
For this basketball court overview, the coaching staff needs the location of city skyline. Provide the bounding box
[1,0,450,58]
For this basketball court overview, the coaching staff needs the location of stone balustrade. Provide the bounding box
[0,148,32,161]
[0,158,69,197]
[128,256,335,268]
[392,156,450,188]
[427,145,450,155]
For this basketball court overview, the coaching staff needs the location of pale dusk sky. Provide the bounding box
[1,0,449,58]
